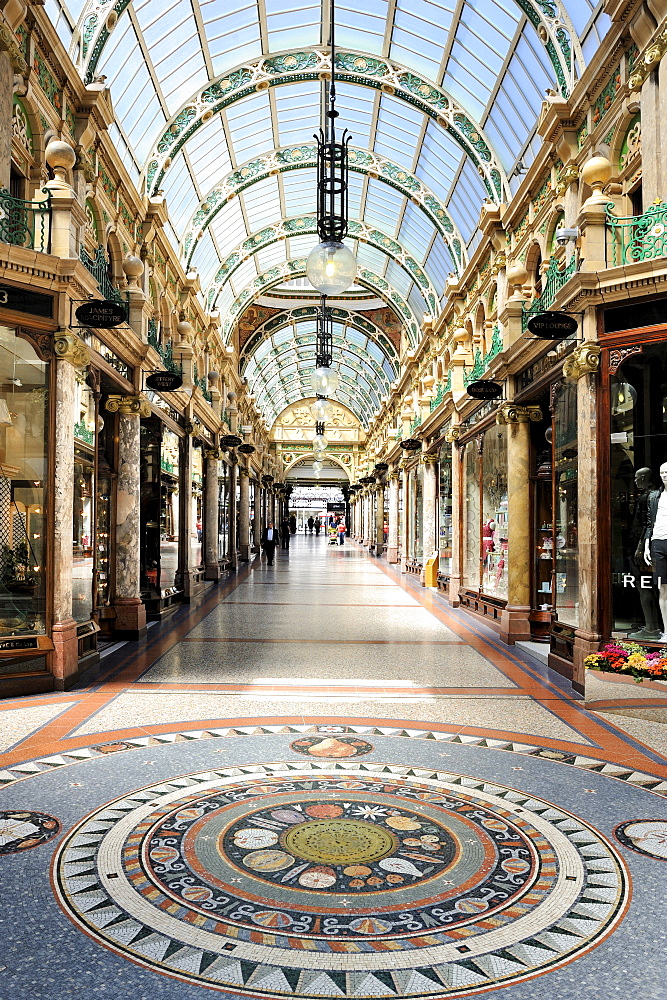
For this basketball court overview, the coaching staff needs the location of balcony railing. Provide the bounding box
[0,189,51,251]
[147,317,184,378]
[606,201,667,266]
[521,255,577,332]
[79,245,125,305]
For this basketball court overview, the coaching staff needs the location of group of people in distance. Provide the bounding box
[261,513,347,564]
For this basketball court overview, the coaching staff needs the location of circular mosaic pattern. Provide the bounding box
[0,810,60,855]
[54,763,629,998]
[615,820,667,860]
[290,736,374,758]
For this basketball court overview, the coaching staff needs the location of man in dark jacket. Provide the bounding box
[261,522,278,565]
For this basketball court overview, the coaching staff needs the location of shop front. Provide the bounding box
[140,416,185,618]
[437,426,452,593]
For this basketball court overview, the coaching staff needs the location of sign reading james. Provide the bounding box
[0,284,54,318]
[75,299,127,329]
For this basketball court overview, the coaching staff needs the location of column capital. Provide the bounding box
[239,466,250,477]
[204,447,221,460]
[388,471,400,482]
[54,332,89,370]
[496,402,542,424]
[105,394,151,417]
[421,453,439,465]
[0,21,28,73]
[444,426,461,443]
[563,341,601,380]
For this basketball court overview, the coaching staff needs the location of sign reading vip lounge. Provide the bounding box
[527,311,579,339]
[0,284,54,319]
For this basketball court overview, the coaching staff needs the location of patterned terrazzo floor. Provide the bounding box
[1,536,667,999]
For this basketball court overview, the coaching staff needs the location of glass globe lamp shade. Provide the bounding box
[310,366,339,395]
[312,433,328,451]
[312,460,323,472]
[306,241,356,295]
[313,449,326,461]
[310,398,334,420]
[313,469,321,479]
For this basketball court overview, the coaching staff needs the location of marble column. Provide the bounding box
[228,457,238,570]
[387,471,399,563]
[375,484,385,553]
[180,431,198,602]
[497,403,541,644]
[564,339,602,693]
[239,467,250,561]
[363,491,371,547]
[106,394,149,639]
[447,429,462,606]
[422,454,438,557]
[252,482,261,552]
[204,449,220,581]
[0,51,12,191]
[51,335,89,687]
[400,463,410,570]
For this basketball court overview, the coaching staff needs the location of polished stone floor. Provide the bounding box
[1,535,666,999]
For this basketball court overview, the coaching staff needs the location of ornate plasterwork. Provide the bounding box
[222,258,421,348]
[496,402,543,424]
[182,146,465,275]
[105,394,152,416]
[138,50,508,202]
[206,216,440,318]
[54,333,90,369]
[240,306,400,372]
[562,341,601,380]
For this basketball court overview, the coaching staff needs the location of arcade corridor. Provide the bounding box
[0,537,665,998]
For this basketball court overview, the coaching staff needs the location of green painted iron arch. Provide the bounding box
[206,215,440,319]
[137,50,508,202]
[220,258,420,348]
[183,145,465,276]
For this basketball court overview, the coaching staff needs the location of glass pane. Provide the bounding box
[439,440,452,574]
[463,440,480,588]
[414,467,423,559]
[554,380,579,627]
[161,428,180,592]
[609,343,667,639]
[481,424,508,599]
[0,328,49,637]
[72,380,96,623]
[218,461,229,560]
[191,443,204,569]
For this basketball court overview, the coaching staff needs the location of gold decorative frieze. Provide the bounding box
[563,342,601,380]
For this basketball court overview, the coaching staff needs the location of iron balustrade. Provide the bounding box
[521,255,577,332]
[147,317,183,378]
[605,201,667,266]
[0,189,51,251]
[79,245,126,306]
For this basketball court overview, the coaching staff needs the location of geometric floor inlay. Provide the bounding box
[53,762,630,997]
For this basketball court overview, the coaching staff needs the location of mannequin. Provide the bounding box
[629,467,660,640]
[644,462,667,640]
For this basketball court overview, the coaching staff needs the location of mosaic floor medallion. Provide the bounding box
[0,810,60,855]
[290,735,374,758]
[615,820,667,860]
[54,763,630,997]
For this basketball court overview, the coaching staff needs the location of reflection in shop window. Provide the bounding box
[160,429,180,591]
[73,377,96,623]
[439,441,453,576]
[0,327,49,637]
[553,380,579,628]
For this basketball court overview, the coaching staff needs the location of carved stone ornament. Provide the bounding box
[555,162,579,195]
[422,453,439,465]
[54,333,90,369]
[562,341,601,380]
[608,345,642,375]
[444,427,461,443]
[496,402,543,424]
[105,394,151,417]
[388,470,400,481]
[204,447,221,460]
[0,22,28,74]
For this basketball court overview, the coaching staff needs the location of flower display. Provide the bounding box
[585,641,667,682]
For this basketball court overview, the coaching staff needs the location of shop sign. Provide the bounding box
[527,311,578,339]
[327,501,345,512]
[146,371,183,392]
[0,283,53,318]
[75,299,127,329]
[467,379,502,400]
[0,636,38,651]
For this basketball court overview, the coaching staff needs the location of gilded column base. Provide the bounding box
[499,604,532,644]
[112,597,147,640]
[51,618,78,690]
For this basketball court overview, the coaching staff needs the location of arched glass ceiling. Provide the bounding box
[242,320,392,427]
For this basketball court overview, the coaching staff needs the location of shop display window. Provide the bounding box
[72,380,95,623]
[462,425,508,598]
[0,327,49,637]
[553,380,579,627]
[608,341,667,638]
[218,461,229,561]
[414,466,424,560]
[439,443,453,575]
[140,419,183,600]
[191,442,204,570]
[160,429,180,591]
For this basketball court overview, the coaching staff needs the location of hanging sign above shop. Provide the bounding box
[74,299,127,329]
[527,311,578,339]
[467,379,503,400]
[145,371,183,392]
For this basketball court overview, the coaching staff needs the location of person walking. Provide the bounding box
[261,521,278,565]
[280,517,291,551]
[337,518,346,545]
[314,517,321,536]
[307,516,314,533]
